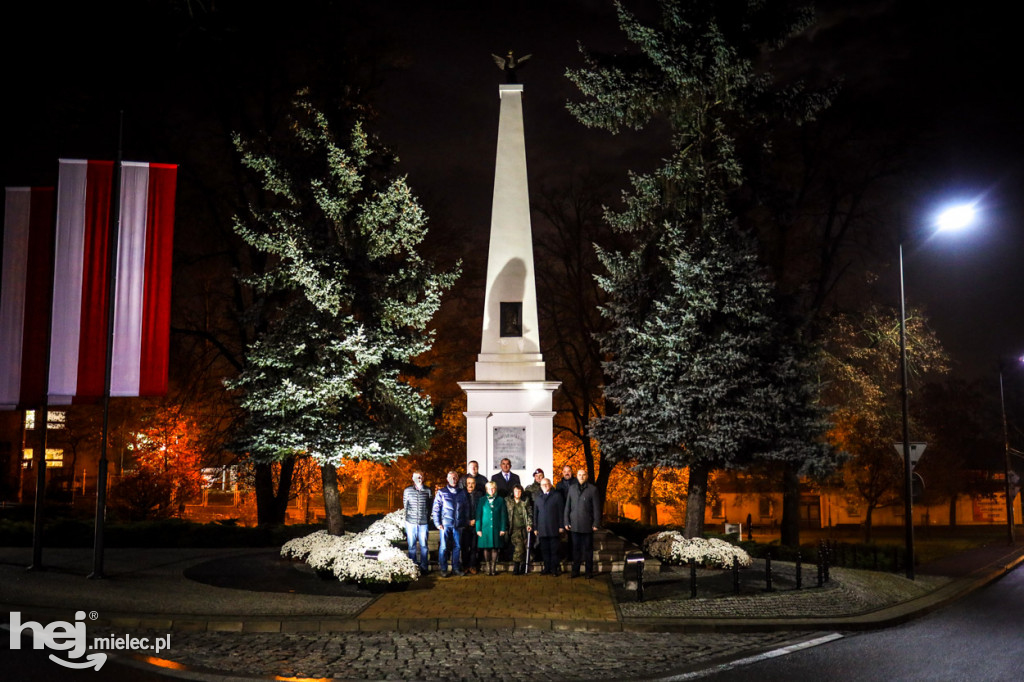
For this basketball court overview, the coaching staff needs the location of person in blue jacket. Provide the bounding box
[431,470,470,577]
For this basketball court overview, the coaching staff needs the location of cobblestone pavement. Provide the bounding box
[94,626,809,681]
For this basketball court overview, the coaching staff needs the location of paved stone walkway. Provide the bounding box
[93,626,806,681]
[360,571,618,622]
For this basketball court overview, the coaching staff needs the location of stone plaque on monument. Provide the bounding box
[493,426,526,470]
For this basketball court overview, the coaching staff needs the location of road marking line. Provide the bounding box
[655,632,845,680]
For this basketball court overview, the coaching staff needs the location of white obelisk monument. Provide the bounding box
[459,80,559,483]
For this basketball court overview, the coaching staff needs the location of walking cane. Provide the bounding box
[524,531,531,573]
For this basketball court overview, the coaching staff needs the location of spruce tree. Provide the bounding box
[568,0,831,537]
[229,93,459,534]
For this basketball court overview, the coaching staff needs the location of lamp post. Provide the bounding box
[897,241,914,579]
[999,355,1023,544]
[898,202,977,580]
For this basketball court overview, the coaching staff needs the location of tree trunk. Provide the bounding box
[356,474,370,515]
[780,463,801,547]
[948,494,957,526]
[587,433,612,518]
[864,505,874,543]
[254,457,296,526]
[684,462,710,538]
[321,462,345,536]
[637,467,656,526]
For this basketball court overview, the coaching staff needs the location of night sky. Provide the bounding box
[3,0,1022,382]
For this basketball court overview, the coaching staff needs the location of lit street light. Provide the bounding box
[935,203,977,233]
[897,201,978,580]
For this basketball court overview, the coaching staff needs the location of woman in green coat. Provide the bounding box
[476,481,508,575]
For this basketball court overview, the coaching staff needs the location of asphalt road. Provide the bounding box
[684,563,1024,682]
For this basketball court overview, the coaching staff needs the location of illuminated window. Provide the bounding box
[24,410,66,430]
[710,499,724,518]
[22,448,64,468]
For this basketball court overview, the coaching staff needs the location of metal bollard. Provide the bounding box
[625,552,645,602]
[732,557,740,594]
[764,550,774,592]
[824,542,831,583]
[795,549,802,590]
[690,559,698,599]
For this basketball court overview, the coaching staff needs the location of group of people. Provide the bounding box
[402,460,602,579]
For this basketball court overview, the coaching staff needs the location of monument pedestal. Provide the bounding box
[460,380,559,483]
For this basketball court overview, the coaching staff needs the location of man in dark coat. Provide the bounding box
[564,468,601,578]
[555,464,576,496]
[555,464,577,563]
[532,478,565,575]
[461,475,485,574]
[490,457,521,497]
[522,468,545,568]
[458,459,488,491]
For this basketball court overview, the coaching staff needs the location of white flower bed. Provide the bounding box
[282,512,419,585]
[280,529,332,561]
[360,515,406,544]
[331,544,418,585]
[643,531,752,569]
[380,509,405,529]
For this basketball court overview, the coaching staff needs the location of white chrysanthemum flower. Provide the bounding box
[643,531,752,569]
[285,512,420,584]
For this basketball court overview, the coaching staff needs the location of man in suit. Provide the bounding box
[564,468,601,579]
[490,457,521,498]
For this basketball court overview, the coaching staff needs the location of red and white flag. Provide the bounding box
[48,159,177,403]
[1,187,55,410]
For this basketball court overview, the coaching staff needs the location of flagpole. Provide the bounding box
[28,191,60,572]
[89,111,123,580]
[28,406,50,571]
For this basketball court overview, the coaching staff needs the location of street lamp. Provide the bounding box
[897,202,977,580]
[999,355,1024,544]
